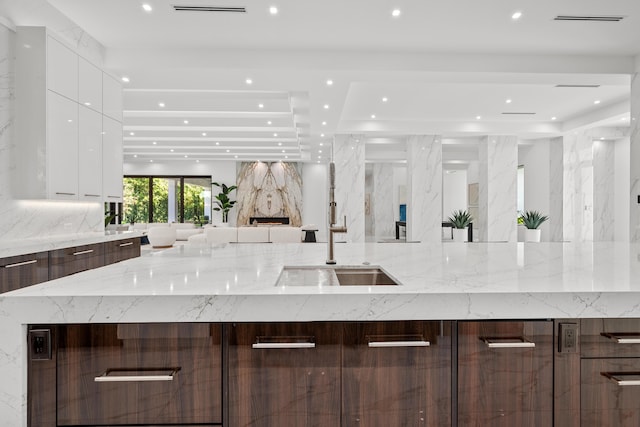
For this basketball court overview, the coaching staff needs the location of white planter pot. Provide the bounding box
[525,228,541,242]
[453,228,468,243]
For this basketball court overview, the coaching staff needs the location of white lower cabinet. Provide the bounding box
[47,91,79,200]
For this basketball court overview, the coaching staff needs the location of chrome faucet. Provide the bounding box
[327,162,347,264]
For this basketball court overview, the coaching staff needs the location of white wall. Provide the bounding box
[519,140,551,241]
[302,163,328,242]
[615,137,631,241]
[442,170,467,220]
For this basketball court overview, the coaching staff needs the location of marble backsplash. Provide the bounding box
[236,161,303,226]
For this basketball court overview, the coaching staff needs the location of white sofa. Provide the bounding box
[269,226,302,243]
[238,227,270,243]
[189,225,303,245]
[206,227,238,243]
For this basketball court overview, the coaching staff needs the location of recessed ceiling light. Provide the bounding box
[67,119,73,123]
[158,102,165,108]
[142,3,152,12]
[278,142,282,146]
[215,142,220,145]
[506,99,512,104]
[235,155,238,159]
[317,161,320,164]
[149,159,153,163]
[170,149,174,152]
[322,121,327,126]
[391,8,401,17]
[183,120,189,124]
[551,116,557,121]
[196,159,200,163]
[371,114,376,119]
[600,137,605,140]
[184,155,188,158]
[476,116,482,120]
[84,102,91,106]
[133,154,137,158]
[246,78,253,85]
[318,150,322,153]
[594,100,601,104]
[282,150,285,153]
[512,11,522,20]
[152,141,157,145]
[267,121,272,125]
[318,156,321,159]
[269,6,278,15]
[285,156,288,159]
[320,133,325,137]
[226,149,230,153]
[326,79,333,86]
[382,97,388,102]
[129,132,135,136]
[324,104,329,109]
[319,142,323,146]
[259,103,264,109]
[202,132,207,136]
[121,76,130,83]
[273,133,278,137]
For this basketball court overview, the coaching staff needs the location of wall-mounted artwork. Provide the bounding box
[236,162,303,226]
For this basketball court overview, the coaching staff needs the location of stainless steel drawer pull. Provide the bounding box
[252,335,315,349]
[481,337,536,348]
[368,340,430,348]
[95,367,180,383]
[119,242,134,247]
[55,192,75,196]
[83,194,100,197]
[602,372,640,386]
[2,259,38,268]
[601,332,640,344]
[72,249,94,256]
[107,195,120,199]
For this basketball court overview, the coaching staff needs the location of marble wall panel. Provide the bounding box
[236,162,303,226]
[372,163,395,240]
[549,137,564,241]
[0,23,14,200]
[406,135,442,243]
[631,72,640,242]
[478,136,517,242]
[593,140,615,241]
[334,135,365,243]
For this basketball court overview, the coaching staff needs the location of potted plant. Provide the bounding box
[212,182,237,225]
[448,209,473,242]
[519,210,549,242]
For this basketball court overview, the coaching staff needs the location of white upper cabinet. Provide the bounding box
[47,92,79,199]
[79,106,103,200]
[79,57,103,114]
[47,35,78,102]
[103,73,123,122]
[102,116,124,201]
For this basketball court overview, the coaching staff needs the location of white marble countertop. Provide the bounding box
[3,241,640,322]
[0,230,144,258]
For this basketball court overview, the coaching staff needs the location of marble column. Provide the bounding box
[631,71,640,242]
[333,135,365,243]
[593,140,615,241]
[562,131,594,242]
[373,163,395,240]
[478,136,517,242]
[406,135,442,243]
[549,137,564,241]
[0,23,14,200]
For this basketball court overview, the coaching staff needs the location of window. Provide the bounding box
[123,175,211,224]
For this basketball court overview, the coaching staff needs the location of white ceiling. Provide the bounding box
[9,0,640,164]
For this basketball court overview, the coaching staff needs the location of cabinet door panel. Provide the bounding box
[47,91,78,199]
[102,115,123,201]
[48,243,104,280]
[46,36,77,101]
[342,321,451,427]
[581,358,640,427]
[78,57,102,113]
[78,105,102,200]
[458,321,553,427]
[104,238,141,265]
[229,322,341,427]
[581,318,640,358]
[103,72,122,122]
[57,323,222,426]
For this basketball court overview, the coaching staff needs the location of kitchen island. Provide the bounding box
[2,241,640,426]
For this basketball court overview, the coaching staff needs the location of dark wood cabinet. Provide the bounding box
[48,242,105,280]
[0,251,48,293]
[342,321,452,427]
[56,323,222,426]
[228,322,342,427]
[457,320,554,427]
[104,237,141,265]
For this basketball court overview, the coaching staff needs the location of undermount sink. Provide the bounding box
[276,265,400,287]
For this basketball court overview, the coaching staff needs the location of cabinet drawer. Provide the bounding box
[342,321,452,426]
[0,252,49,293]
[104,238,141,265]
[229,322,341,427]
[48,243,104,280]
[581,318,640,358]
[458,320,554,427]
[581,358,640,427]
[56,323,222,426]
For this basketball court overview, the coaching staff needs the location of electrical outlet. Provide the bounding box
[559,323,578,353]
[29,329,51,360]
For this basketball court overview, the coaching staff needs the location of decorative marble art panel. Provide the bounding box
[236,162,303,226]
[334,135,365,243]
[593,140,615,241]
[0,23,14,200]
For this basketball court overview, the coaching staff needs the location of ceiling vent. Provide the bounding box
[501,112,536,115]
[554,15,624,22]
[555,84,601,88]
[172,5,247,13]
